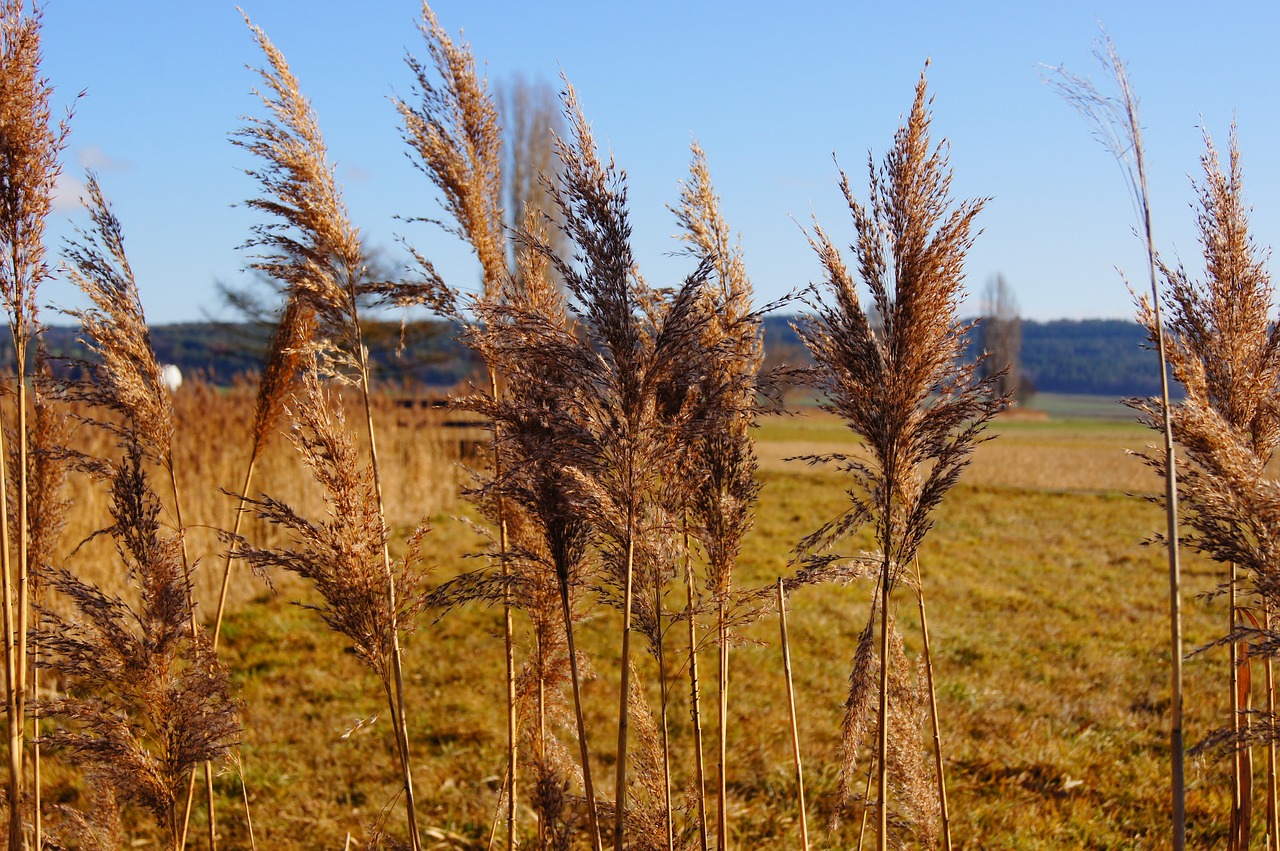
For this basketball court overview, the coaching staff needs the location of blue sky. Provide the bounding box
[34,1,1280,324]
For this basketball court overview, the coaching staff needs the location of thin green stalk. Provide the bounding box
[558,577,602,851]
[684,527,708,851]
[776,579,808,851]
[615,528,636,851]
[912,559,951,851]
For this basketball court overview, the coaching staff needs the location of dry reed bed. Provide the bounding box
[52,386,458,621]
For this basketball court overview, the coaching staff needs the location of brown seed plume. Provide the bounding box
[36,439,238,843]
[229,363,432,683]
[63,175,174,463]
[794,69,1002,846]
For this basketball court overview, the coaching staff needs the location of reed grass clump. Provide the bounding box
[794,68,1003,849]
[395,12,524,846]
[232,16,452,849]
[15,160,252,848]
[37,438,238,850]
[1131,125,1280,847]
[0,1,71,842]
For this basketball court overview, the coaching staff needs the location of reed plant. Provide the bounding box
[38,175,238,850]
[533,85,713,850]
[794,69,1003,849]
[0,1,70,844]
[1131,126,1280,848]
[452,80,718,849]
[230,17,448,849]
[671,140,770,851]
[395,10,521,846]
[61,172,229,848]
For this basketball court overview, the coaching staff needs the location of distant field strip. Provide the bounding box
[758,411,1156,494]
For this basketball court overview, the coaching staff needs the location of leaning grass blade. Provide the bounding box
[685,531,708,851]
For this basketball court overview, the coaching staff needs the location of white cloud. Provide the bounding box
[78,144,133,172]
[344,163,373,183]
[51,170,87,212]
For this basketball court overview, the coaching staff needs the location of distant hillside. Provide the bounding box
[765,315,1170,399]
[12,316,1168,398]
[11,320,477,389]
[1019,319,1167,398]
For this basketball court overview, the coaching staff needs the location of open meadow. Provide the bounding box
[39,392,1233,849]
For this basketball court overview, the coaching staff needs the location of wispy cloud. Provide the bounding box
[343,163,373,183]
[52,170,87,212]
[79,144,133,172]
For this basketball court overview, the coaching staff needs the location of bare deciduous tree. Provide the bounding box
[497,73,565,290]
[978,274,1026,403]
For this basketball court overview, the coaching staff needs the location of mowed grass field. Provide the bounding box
[56,397,1236,849]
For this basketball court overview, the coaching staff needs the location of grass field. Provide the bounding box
[50,399,1234,848]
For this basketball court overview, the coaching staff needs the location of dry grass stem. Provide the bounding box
[776,579,809,851]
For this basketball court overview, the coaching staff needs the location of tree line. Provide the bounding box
[0,314,1168,399]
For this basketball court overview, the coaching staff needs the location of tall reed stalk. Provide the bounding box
[395,9,520,844]
[0,2,68,844]
[795,67,1001,848]
[776,579,808,851]
[911,558,951,850]
[1122,124,1280,846]
[1046,38,1186,845]
[232,19,447,849]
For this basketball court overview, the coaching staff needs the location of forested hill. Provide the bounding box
[764,316,1170,399]
[19,316,1166,399]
